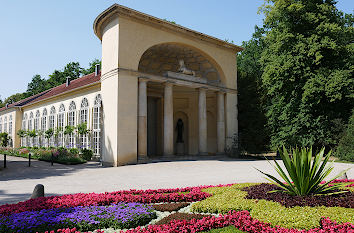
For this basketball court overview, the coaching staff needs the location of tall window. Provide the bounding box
[22,113,28,147]
[49,106,56,146]
[3,116,7,133]
[68,101,76,148]
[79,98,89,149]
[34,110,40,147]
[28,112,34,147]
[57,104,65,147]
[9,115,13,147]
[0,117,2,133]
[41,109,48,147]
[93,94,102,155]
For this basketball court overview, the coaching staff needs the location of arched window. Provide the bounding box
[28,112,34,131]
[41,109,48,146]
[48,106,56,146]
[49,106,56,129]
[93,94,102,155]
[28,112,34,147]
[79,98,89,149]
[57,104,65,147]
[21,113,28,147]
[3,116,7,133]
[68,101,76,148]
[0,117,3,133]
[34,110,40,147]
[8,115,13,147]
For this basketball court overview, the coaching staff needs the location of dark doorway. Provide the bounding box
[147,97,158,156]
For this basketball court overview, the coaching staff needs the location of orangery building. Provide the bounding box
[0,4,242,166]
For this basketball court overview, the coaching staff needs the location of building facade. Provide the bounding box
[0,4,242,166]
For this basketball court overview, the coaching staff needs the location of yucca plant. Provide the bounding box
[257,146,349,196]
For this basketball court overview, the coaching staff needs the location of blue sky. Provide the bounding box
[0,0,353,100]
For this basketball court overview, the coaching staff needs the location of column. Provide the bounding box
[163,82,174,155]
[138,79,147,158]
[217,91,225,154]
[198,88,207,155]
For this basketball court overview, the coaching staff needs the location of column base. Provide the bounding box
[199,152,208,156]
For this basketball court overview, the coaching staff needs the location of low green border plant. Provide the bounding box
[191,184,354,230]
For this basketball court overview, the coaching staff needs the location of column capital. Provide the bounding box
[138,77,149,82]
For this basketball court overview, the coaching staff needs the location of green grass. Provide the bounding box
[202,226,246,233]
[191,183,354,230]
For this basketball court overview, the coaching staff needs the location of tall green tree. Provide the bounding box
[47,62,83,87]
[237,26,270,153]
[82,59,101,75]
[260,0,353,149]
[26,74,48,97]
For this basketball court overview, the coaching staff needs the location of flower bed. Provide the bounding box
[0,147,87,165]
[242,183,354,208]
[152,202,190,212]
[191,183,354,229]
[0,181,353,233]
[0,203,156,233]
[0,186,213,216]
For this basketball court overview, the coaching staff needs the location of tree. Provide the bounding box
[82,59,101,75]
[47,62,83,87]
[334,110,354,161]
[237,26,270,153]
[26,74,48,97]
[260,0,353,149]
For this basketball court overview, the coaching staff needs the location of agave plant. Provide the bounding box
[257,147,349,196]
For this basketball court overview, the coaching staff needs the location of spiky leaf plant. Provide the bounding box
[257,147,349,196]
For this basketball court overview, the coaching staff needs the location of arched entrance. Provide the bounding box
[137,42,227,158]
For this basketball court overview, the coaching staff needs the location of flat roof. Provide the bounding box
[93,4,243,52]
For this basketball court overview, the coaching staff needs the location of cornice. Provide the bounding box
[93,4,243,52]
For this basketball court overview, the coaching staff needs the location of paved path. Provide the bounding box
[0,155,353,205]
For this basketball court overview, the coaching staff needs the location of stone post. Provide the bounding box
[163,82,174,155]
[138,79,148,159]
[217,91,225,154]
[198,88,208,155]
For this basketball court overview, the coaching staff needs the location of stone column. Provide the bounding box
[163,82,174,155]
[198,88,208,155]
[217,91,225,154]
[138,79,148,159]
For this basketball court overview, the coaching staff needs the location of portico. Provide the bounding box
[137,75,228,159]
[93,4,242,166]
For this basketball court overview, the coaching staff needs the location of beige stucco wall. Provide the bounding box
[101,16,120,166]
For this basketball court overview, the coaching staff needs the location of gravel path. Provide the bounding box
[0,155,352,205]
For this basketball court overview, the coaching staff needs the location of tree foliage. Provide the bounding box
[0,60,100,108]
[237,26,270,153]
[334,110,354,161]
[260,0,353,149]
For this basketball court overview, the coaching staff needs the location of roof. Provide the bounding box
[93,4,243,52]
[0,72,101,113]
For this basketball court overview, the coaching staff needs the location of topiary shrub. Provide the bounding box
[334,111,354,162]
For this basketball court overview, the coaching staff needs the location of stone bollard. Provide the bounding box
[30,184,45,199]
[338,171,348,180]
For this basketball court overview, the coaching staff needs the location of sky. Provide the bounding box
[0,0,353,100]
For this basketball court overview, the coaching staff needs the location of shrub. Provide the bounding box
[0,132,9,147]
[257,146,348,196]
[80,148,93,161]
[69,148,79,155]
[335,111,354,162]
